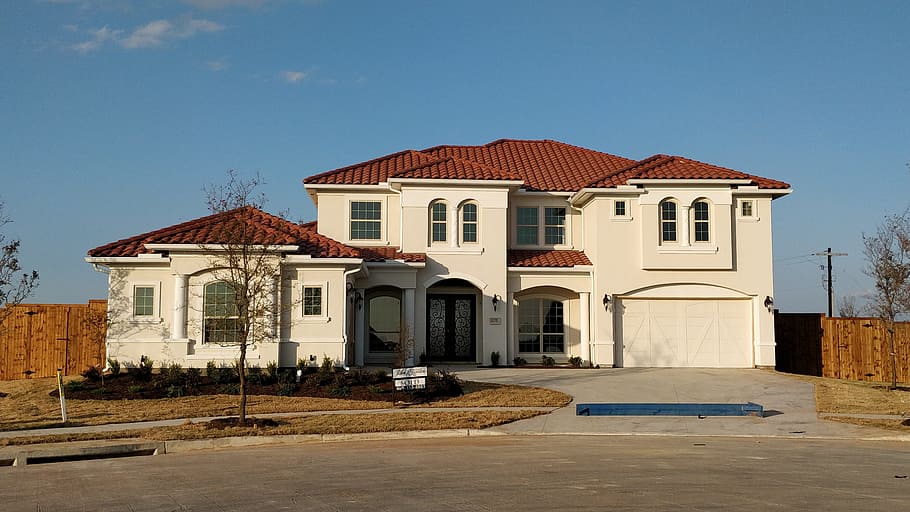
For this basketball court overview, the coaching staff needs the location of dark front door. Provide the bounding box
[427,294,476,361]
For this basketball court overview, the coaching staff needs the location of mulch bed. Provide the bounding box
[207,417,280,429]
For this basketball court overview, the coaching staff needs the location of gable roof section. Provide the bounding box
[88,208,360,259]
[391,156,523,181]
[583,154,791,190]
[423,139,636,192]
[508,249,592,268]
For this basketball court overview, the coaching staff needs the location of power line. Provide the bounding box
[813,248,848,316]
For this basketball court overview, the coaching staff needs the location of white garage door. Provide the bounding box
[619,299,753,368]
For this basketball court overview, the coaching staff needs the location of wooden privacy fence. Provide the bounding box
[775,313,910,384]
[0,300,107,380]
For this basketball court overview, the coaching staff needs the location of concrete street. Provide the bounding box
[2,435,908,511]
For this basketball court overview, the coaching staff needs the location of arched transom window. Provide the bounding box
[430,201,447,243]
[692,200,710,242]
[461,202,478,243]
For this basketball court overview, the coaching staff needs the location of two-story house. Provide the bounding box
[87,139,790,369]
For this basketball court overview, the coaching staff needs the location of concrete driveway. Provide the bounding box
[453,367,907,440]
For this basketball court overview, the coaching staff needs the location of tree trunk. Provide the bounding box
[888,324,897,390]
[239,341,247,424]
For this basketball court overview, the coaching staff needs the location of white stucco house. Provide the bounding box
[87,139,791,369]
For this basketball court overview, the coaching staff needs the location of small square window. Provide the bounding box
[614,200,627,217]
[133,286,155,317]
[741,200,754,217]
[303,286,323,316]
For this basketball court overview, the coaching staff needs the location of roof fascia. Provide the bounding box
[507,265,593,273]
[304,184,391,192]
[282,256,364,265]
[365,261,426,268]
[569,186,645,206]
[734,188,793,197]
[513,190,574,197]
[144,243,300,253]
[387,178,524,187]
[84,256,171,265]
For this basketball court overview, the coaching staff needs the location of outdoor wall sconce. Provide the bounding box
[603,294,612,310]
[492,294,502,311]
[764,295,774,311]
[346,283,364,310]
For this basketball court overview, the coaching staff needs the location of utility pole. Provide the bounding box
[813,248,848,317]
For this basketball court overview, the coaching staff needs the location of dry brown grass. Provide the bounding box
[824,416,910,433]
[0,377,566,432]
[0,410,542,446]
[778,372,910,415]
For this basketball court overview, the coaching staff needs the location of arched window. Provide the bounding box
[659,200,677,243]
[204,281,242,344]
[692,200,710,243]
[461,202,478,244]
[430,201,447,243]
[517,298,565,354]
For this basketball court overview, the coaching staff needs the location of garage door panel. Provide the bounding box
[620,299,752,368]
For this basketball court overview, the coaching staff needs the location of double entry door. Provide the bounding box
[426,294,476,361]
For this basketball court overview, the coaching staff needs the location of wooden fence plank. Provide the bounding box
[0,302,107,381]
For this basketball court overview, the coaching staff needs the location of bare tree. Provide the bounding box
[837,295,861,318]
[863,210,910,389]
[202,171,281,424]
[0,201,39,326]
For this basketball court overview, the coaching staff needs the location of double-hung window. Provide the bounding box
[544,207,566,245]
[350,201,381,240]
[133,286,155,317]
[692,200,710,242]
[660,200,677,243]
[516,207,538,245]
[303,285,323,317]
[430,201,447,243]
[461,203,478,243]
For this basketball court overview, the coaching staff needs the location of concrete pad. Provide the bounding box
[452,367,910,440]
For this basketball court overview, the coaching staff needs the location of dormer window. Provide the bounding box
[660,200,677,243]
[692,200,710,243]
[430,201,447,243]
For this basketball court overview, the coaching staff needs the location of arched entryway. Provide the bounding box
[426,278,479,361]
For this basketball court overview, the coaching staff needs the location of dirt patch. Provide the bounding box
[824,416,910,433]
[207,417,279,429]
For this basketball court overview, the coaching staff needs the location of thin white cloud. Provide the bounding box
[120,17,224,48]
[68,16,223,53]
[70,25,121,54]
[183,0,269,8]
[205,57,230,71]
[281,70,307,83]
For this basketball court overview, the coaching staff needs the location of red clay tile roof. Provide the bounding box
[392,156,523,181]
[508,250,592,268]
[423,139,635,192]
[359,246,426,263]
[305,139,788,192]
[583,154,791,190]
[88,208,360,259]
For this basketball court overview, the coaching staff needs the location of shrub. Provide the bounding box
[66,380,85,391]
[431,368,462,397]
[276,381,298,396]
[127,384,144,394]
[265,361,280,384]
[329,376,352,396]
[162,362,184,387]
[567,356,583,368]
[490,351,501,367]
[247,366,263,386]
[206,360,218,378]
[210,364,236,385]
[512,357,527,367]
[368,384,383,394]
[349,368,373,385]
[315,355,335,386]
[107,358,121,376]
[371,369,388,384]
[185,367,202,391]
[296,358,309,372]
[166,385,185,398]
[541,355,556,367]
[218,383,240,395]
[81,365,102,382]
[129,355,154,382]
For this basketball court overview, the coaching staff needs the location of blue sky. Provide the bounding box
[1,0,908,313]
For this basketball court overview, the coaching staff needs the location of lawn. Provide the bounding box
[0,369,571,445]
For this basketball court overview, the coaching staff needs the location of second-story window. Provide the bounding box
[692,200,710,242]
[350,201,381,240]
[461,202,478,243]
[544,207,566,245]
[517,207,538,245]
[430,201,447,242]
[660,200,677,243]
[614,200,627,217]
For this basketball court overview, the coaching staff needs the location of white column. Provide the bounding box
[579,291,591,363]
[506,292,515,364]
[403,288,416,365]
[449,205,459,247]
[172,274,188,340]
[680,205,691,246]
